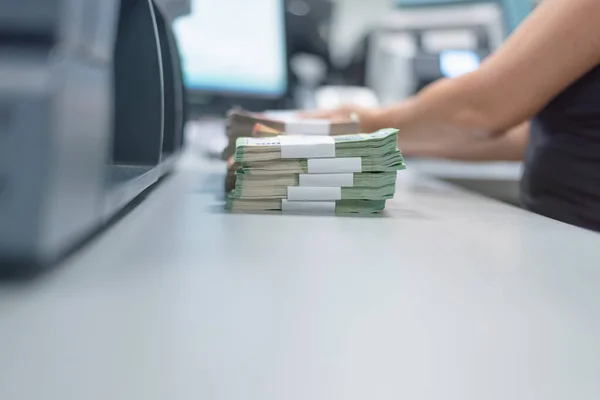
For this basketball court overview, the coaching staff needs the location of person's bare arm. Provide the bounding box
[400,121,530,161]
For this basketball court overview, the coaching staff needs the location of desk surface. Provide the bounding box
[406,158,522,181]
[1,154,600,400]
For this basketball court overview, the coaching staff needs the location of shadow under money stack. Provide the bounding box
[225,128,406,214]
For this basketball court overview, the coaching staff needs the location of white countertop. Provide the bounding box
[1,153,599,400]
[405,158,522,181]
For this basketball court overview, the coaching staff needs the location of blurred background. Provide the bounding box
[0,0,539,271]
[175,0,538,115]
[178,0,538,206]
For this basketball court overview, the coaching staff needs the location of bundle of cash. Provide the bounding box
[226,199,388,214]
[226,128,406,214]
[222,108,359,193]
[221,107,360,160]
[234,128,400,162]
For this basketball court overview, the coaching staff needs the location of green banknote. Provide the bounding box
[238,151,405,174]
[234,128,400,162]
[234,171,398,189]
[225,198,387,214]
[229,184,396,200]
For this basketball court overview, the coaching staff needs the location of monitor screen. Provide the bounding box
[172,0,287,97]
[439,49,481,78]
[396,0,531,33]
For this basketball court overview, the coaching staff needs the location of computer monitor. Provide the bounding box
[172,0,288,98]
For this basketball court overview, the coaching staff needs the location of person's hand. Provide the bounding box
[299,105,383,133]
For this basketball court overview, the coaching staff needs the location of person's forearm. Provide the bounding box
[365,71,532,162]
[398,121,530,161]
[373,74,500,139]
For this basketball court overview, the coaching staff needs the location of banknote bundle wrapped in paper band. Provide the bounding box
[221,107,361,160]
[224,117,360,192]
[226,127,406,214]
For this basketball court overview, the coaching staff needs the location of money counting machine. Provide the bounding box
[366,3,504,104]
[0,0,189,275]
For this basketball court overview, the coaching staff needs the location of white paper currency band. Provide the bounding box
[307,157,362,173]
[299,173,354,187]
[279,135,335,159]
[285,119,331,135]
[287,187,342,201]
[281,200,336,213]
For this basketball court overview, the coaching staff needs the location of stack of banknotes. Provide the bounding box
[222,107,361,160]
[226,127,406,214]
[224,107,360,192]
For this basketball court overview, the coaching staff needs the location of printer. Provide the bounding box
[366,3,505,104]
[0,0,189,275]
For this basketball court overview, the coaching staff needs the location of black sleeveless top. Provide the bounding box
[521,64,600,231]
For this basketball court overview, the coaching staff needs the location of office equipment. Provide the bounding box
[173,0,288,98]
[0,0,188,275]
[157,0,192,20]
[439,49,481,78]
[285,0,336,106]
[366,3,503,104]
[397,0,531,32]
[365,0,533,103]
